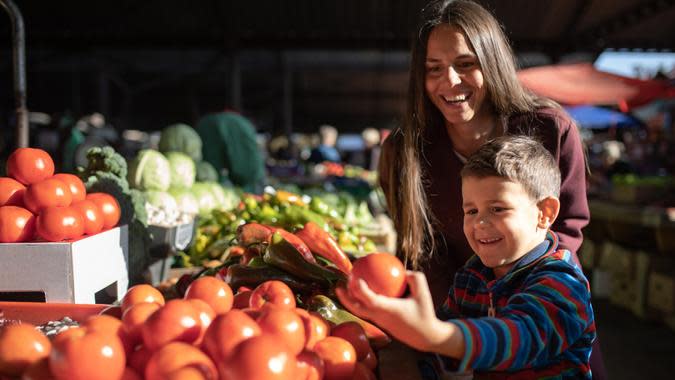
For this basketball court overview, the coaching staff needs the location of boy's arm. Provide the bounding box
[448,263,594,372]
[340,271,466,359]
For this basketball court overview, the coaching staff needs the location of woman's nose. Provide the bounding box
[446,66,461,86]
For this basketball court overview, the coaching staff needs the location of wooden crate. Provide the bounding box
[648,271,675,316]
[604,244,670,319]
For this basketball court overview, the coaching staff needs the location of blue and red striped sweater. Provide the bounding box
[433,232,595,379]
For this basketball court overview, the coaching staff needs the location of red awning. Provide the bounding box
[517,63,674,111]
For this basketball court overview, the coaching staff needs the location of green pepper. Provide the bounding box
[307,294,391,349]
[223,263,318,293]
[264,232,345,286]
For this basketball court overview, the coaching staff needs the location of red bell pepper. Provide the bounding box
[236,223,274,247]
[272,228,317,264]
[295,222,353,274]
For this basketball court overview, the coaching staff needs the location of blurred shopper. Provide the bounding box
[361,127,381,171]
[195,110,265,193]
[377,1,605,378]
[308,124,341,163]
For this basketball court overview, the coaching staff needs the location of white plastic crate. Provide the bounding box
[0,225,129,304]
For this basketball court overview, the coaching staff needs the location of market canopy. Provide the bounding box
[518,63,675,111]
[564,105,643,129]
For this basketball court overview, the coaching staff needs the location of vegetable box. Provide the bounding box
[0,226,129,304]
[0,301,108,325]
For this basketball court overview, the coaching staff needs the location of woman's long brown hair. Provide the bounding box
[385,0,558,269]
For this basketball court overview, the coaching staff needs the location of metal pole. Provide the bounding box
[1,0,28,148]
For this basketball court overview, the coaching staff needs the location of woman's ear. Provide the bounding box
[537,196,560,229]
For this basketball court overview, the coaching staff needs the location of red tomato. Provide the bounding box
[121,284,165,313]
[127,345,153,376]
[121,367,142,380]
[352,362,377,380]
[360,348,378,371]
[6,147,54,185]
[0,177,26,207]
[141,299,201,351]
[186,298,215,345]
[249,280,296,310]
[19,358,55,380]
[0,323,51,376]
[218,335,296,380]
[296,350,325,380]
[201,309,261,362]
[82,315,134,357]
[144,342,217,380]
[0,206,35,243]
[49,327,125,380]
[256,307,306,355]
[295,309,329,350]
[86,193,121,230]
[331,322,371,361]
[350,253,407,298]
[184,276,234,315]
[36,206,84,242]
[313,336,357,380]
[232,289,253,309]
[71,200,104,235]
[52,173,86,202]
[122,302,162,347]
[23,178,72,214]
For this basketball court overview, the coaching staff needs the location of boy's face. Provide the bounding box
[461,175,553,278]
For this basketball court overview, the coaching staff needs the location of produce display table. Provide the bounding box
[587,199,675,253]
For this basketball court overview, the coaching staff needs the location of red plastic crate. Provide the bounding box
[0,301,109,325]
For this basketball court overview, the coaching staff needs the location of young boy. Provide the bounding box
[341,135,596,379]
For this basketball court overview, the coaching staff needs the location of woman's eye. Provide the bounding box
[491,207,506,212]
[426,66,442,74]
[464,209,477,215]
[455,61,475,70]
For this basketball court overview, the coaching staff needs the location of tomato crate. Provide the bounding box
[0,301,108,325]
[146,220,196,286]
[0,226,129,304]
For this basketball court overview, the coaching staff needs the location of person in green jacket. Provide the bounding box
[195,111,266,193]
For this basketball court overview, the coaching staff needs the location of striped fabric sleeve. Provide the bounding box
[448,262,593,372]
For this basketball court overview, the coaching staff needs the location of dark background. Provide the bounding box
[1,0,674,138]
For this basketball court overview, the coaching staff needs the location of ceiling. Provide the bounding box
[1,0,674,136]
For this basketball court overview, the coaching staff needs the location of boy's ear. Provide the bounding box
[537,196,560,229]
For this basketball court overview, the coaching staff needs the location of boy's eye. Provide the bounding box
[464,209,477,215]
[491,207,506,212]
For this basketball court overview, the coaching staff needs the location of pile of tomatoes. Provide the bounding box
[0,276,380,380]
[0,147,121,243]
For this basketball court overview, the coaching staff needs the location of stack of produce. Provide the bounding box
[0,248,408,379]
[185,188,378,267]
[0,148,121,244]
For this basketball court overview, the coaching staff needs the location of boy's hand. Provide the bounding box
[337,271,449,353]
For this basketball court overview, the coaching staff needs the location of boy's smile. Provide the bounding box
[461,176,551,278]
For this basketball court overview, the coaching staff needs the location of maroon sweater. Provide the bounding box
[379,107,590,307]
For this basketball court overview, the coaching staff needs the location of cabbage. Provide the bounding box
[204,182,239,211]
[144,190,178,213]
[158,123,203,162]
[128,149,171,191]
[191,182,219,216]
[196,160,219,182]
[169,187,199,215]
[165,151,196,189]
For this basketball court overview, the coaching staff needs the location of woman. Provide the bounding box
[379,1,605,377]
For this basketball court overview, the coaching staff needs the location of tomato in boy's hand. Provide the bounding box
[349,253,407,298]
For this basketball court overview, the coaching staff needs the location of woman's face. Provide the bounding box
[424,25,488,127]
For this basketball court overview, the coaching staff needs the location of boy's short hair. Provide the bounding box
[460,135,561,200]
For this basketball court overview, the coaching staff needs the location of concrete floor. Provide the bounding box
[594,298,675,379]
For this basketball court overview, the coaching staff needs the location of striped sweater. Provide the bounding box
[434,232,596,379]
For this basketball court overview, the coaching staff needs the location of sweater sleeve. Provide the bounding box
[551,113,590,254]
[449,263,594,372]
